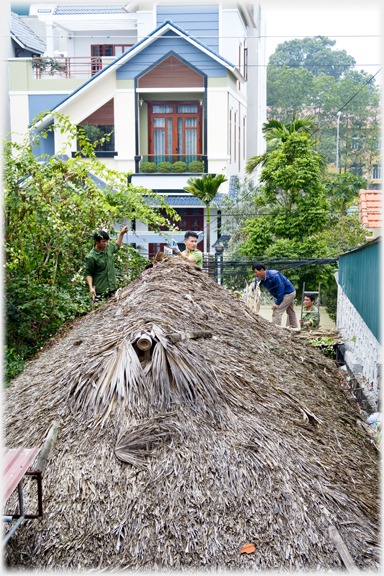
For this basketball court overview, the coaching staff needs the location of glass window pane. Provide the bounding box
[167,118,173,155]
[153,105,174,113]
[185,129,196,155]
[191,209,201,215]
[154,129,165,155]
[185,118,197,127]
[105,46,114,57]
[178,118,183,155]
[115,46,123,56]
[154,118,165,127]
[177,105,198,113]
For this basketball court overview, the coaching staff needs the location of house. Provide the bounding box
[335,236,381,400]
[8,2,267,256]
[358,188,381,240]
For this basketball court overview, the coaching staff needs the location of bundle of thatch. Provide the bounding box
[4,257,380,571]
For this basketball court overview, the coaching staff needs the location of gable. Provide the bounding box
[117,34,227,80]
[137,55,204,89]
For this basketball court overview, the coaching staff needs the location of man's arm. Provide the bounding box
[177,251,196,264]
[271,272,285,309]
[86,275,96,300]
[116,225,129,247]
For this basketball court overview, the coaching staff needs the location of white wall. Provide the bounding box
[67,30,137,58]
[336,282,382,392]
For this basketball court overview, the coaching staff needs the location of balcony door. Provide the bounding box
[148,102,202,165]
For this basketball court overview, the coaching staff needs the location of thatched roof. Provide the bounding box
[4,257,380,571]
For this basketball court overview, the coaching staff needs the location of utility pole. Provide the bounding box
[336,111,341,174]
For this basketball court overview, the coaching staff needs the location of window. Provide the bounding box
[243,46,248,80]
[351,135,359,150]
[243,117,246,160]
[148,101,202,165]
[372,165,381,180]
[77,125,115,152]
[234,112,237,163]
[350,163,364,177]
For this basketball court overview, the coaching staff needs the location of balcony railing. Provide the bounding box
[138,154,207,173]
[32,56,105,79]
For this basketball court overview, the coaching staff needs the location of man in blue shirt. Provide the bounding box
[252,262,298,328]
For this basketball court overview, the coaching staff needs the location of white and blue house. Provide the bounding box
[8,2,267,256]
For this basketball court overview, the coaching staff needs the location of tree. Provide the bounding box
[269,37,356,80]
[183,173,228,251]
[246,111,317,174]
[4,112,180,382]
[323,172,366,214]
[266,39,381,184]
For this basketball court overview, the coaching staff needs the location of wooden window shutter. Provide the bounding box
[78,99,114,125]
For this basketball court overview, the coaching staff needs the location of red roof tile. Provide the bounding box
[359,189,381,229]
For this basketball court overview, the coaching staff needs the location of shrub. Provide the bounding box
[172,161,188,173]
[157,162,172,173]
[140,161,157,173]
[188,160,204,172]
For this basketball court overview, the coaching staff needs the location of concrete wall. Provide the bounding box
[336,282,381,392]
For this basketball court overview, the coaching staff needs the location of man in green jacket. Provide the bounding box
[85,226,128,302]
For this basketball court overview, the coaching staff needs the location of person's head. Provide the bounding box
[252,262,266,278]
[184,231,198,252]
[304,293,316,309]
[94,230,109,251]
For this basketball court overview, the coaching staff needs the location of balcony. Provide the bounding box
[137,154,207,174]
[32,56,111,80]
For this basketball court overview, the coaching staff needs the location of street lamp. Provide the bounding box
[336,111,341,174]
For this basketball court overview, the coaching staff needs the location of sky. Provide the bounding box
[262,0,382,83]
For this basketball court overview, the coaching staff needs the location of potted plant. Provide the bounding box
[188,160,204,173]
[157,162,172,173]
[172,161,188,173]
[140,161,157,173]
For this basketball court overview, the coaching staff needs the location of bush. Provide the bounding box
[188,160,204,172]
[157,162,172,173]
[140,161,157,173]
[172,161,188,173]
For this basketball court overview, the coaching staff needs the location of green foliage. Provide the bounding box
[157,162,172,173]
[246,111,317,174]
[317,213,368,254]
[172,161,188,173]
[31,57,66,75]
[188,160,204,172]
[268,37,356,81]
[321,285,337,322]
[4,111,179,383]
[184,173,228,208]
[307,336,337,359]
[323,172,366,214]
[266,38,381,186]
[140,161,157,173]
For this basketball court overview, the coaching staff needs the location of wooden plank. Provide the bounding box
[3,447,40,502]
[328,525,357,571]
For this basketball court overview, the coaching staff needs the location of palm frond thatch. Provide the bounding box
[3,256,380,571]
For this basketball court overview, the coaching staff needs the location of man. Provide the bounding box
[300,293,319,330]
[85,225,128,302]
[169,231,203,269]
[252,262,298,328]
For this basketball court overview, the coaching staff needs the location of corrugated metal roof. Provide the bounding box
[148,194,225,206]
[53,4,126,15]
[11,12,46,54]
[359,189,381,229]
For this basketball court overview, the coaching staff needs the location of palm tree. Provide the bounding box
[183,173,228,252]
[246,111,317,174]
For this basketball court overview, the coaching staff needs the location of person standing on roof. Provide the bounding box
[168,231,203,269]
[300,293,319,330]
[85,226,128,303]
[252,262,298,328]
